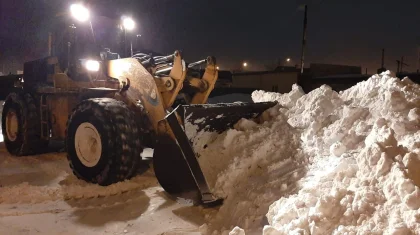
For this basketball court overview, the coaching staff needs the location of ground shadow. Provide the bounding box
[155,191,177,210]
[0,149,68,187]
[67,188,150,227]
[0,170,63,187]
[172,206,206,226]
[158,189,201,206]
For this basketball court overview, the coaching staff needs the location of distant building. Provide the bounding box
[397,72,420,84]
[215,70,233,88]
[232,70,299,93]
[299,63,365,92]
[274,66,301,72]
[211,63,367,95]
[304,74,371,92]
[309,63,362,77]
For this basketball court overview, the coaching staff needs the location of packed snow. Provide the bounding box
[197,89,306,235]
[196,71,420,234]
[0,147,206,235]
[261,72,420,235]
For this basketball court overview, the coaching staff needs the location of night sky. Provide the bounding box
[0,0,419,73]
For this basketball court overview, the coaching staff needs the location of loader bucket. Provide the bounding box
[153,101,277,204]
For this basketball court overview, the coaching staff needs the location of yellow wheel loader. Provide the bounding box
[1,5,275,204]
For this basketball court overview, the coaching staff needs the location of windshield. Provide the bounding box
[75,15,122,60]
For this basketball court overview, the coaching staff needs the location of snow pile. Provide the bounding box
[251,84,304,108]
[229,227,246,235]
[259,72,420,234]
[199,71,420,234]
[197,99,307,234]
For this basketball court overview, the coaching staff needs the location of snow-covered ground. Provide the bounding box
[0,145,209,235]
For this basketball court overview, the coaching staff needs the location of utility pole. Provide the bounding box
[400,56,409,73]
[130,39,133,57]
[397,56,409,74]
[123,28,127,57]
[136,34,142,51]
[300,4,308,74]
[417,46,420,73]
[381,48,385,68]
[401,56,404,73]
[48,32,53,56]
[377,48,386,74]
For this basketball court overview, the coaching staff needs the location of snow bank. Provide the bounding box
[251,84,304,109]
[200,71,419,234]
[197,106,306,234]
[261,72,420,234]
[196,89,307,234]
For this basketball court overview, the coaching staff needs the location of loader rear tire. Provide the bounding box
[66,98,142,185]
[2,92,48,156]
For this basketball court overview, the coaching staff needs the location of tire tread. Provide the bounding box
[66,98,142,185]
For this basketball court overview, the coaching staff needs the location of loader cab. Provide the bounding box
[52,14,124,81]
[21,19,122,93]
[73,15,123,59]
[21,4,134,92]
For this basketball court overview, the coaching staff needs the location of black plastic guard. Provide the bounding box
[181,102,277,133]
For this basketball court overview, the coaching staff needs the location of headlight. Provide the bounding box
[70,4,90,22]
[85,60,100,72]
[122,17,135,31]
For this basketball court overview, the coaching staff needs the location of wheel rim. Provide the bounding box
[5,110,18,141]
[75,122,102,167]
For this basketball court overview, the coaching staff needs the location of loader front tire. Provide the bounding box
[2,92,48,156]
[66,98,142,185]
